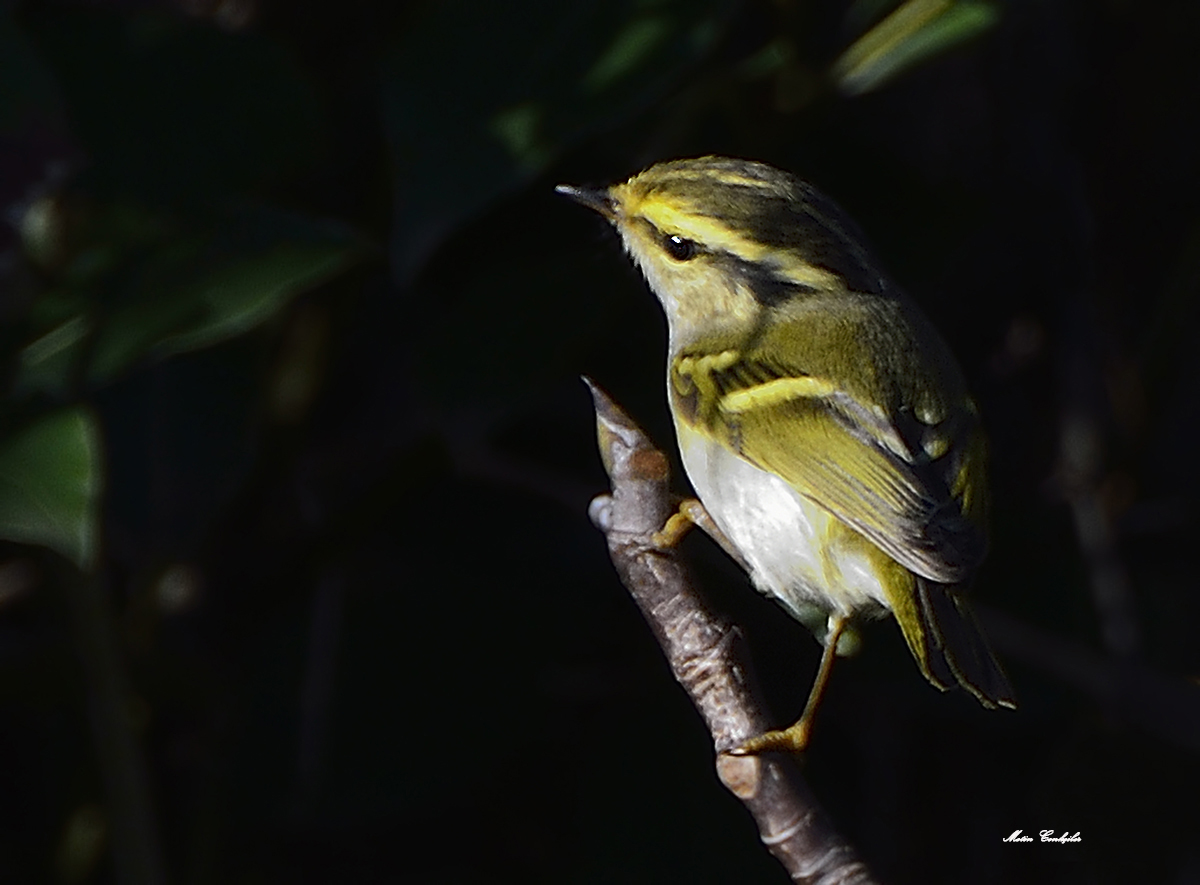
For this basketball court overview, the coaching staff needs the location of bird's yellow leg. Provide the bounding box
[729,615,848,755]
[650,498,703,548]
[652,498,752,572]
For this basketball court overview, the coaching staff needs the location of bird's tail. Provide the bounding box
[906,578,1016,709]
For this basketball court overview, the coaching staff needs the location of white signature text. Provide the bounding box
[1003,830,1082,844]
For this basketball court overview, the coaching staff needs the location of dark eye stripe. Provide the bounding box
[722,254,820,307]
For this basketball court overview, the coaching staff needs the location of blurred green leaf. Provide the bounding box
[13,207,364,394]
[152,244,350,357]
[0,408,101,569]
[834,0,1000,96]
[88,239,358,384]
[582,15,672,92]
[15,314,91,399]
[489,102,549,171]
[382,0,727,280]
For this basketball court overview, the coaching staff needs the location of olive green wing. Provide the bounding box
[671,351,986,583]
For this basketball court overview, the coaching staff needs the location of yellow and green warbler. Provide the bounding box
[559,157,1014,754]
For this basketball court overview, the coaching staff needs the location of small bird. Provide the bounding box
[559,156,1014,754]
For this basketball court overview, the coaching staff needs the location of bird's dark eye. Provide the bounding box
[663,234,698,261]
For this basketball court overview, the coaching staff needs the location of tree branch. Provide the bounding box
[584,378,878,885]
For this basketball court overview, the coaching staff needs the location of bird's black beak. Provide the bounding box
[555,184,616,220]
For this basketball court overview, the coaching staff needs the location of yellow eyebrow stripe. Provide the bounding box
[771,259,843,293]
[619,190,845,292]
[720,375,837,412]
[638,200,770,263]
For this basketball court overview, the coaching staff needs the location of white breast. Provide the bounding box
[673,418,892,624]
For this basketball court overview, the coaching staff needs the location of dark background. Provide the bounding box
[2,0,1199,882]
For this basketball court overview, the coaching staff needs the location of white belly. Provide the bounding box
[674,419,891,624]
